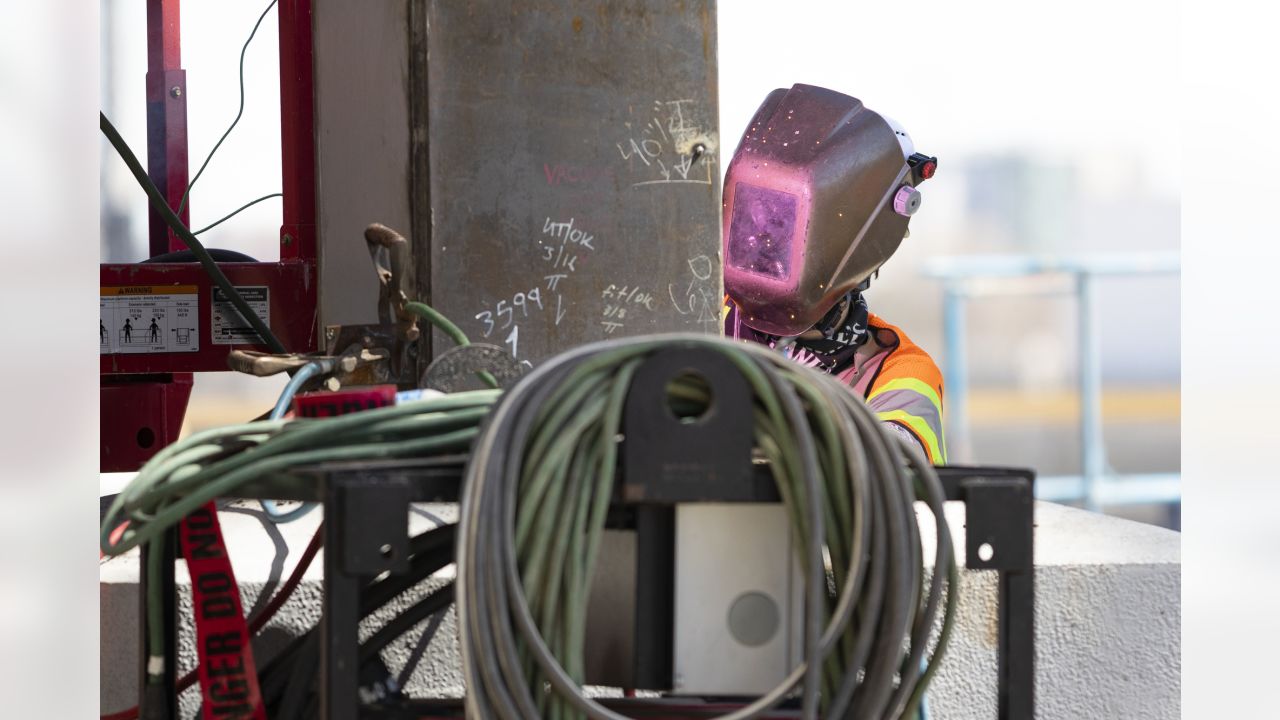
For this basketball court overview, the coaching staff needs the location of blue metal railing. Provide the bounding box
[921,253,1180,510]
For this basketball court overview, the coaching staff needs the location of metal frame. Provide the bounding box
[101,0,319,471]
[140,350,1038,719]
[141,469,1036,719]
[924,253,1180,511]
[935,466,1036,720]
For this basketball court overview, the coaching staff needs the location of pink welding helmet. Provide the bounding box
[722,84,935,337]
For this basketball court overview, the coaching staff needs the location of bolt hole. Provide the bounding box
[977,543,994,562]
[380,543,393,559]
[665,370,713,423]
[136,427,156,449]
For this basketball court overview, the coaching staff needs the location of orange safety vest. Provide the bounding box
[725,298,947,465]
[833,312,947,464]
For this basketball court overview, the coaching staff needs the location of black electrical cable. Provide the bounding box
[191,192,282,236]
[176,0,279,218]
[99,111,285,354]
[141,248,259,264]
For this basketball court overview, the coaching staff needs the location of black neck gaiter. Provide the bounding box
[726,292,870,375]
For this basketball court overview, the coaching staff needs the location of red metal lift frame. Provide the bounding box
[100,0,317,471]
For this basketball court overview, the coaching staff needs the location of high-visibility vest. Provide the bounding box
[724,300,947,464]
[835,313,947,465]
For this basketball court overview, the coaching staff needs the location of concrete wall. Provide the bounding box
[923,502,1180,719]
[101,501,1179,718]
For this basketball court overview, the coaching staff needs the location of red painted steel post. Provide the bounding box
[100,375,195,472]
[276,0,319,356]
[278,0,317,265]
[145,0,191,256]
[102,0,322,470]
[101,0,195,473]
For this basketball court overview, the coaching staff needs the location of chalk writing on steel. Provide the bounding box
[668,254,720,330]
[474,287,545,339]
[504,324,519,359]
[539,216,599,327]
[601,283,657,334]
[616,99,717,189]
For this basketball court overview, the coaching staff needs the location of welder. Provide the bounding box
[722,84,947,464]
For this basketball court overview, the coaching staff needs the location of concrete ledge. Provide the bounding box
[100,502,463,717]
[923,502,1180,719]
[101,500,1179,718]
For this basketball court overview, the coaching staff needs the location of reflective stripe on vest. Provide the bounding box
[868,376,946,464]
[876,409,946,465]
[868,377,943,421]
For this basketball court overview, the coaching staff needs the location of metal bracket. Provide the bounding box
[333,479,411,576]
[620,345,759,503]
[937,466,1036,720]
[962,477,1034,572]
[322,475,412,720]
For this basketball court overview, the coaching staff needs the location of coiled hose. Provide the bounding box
[99,389,500,683]
[457,334,958,720]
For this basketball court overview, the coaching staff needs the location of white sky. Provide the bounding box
[719,0,1181,199]
[102,0,1180,262]
[102,0,284,263]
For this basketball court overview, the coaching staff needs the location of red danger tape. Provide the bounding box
[179,503,267,720]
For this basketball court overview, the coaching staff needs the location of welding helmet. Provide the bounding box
[722,84,936,337]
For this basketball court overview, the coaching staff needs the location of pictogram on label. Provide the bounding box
[100,285,199,355]
[211,286,271,345]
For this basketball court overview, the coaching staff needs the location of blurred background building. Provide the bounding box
[101,0,1179,527]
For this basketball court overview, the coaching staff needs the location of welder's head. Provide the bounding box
[722,84,937,337]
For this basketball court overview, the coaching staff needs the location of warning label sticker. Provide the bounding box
[211,286,271,345]
[100,286,200,355]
